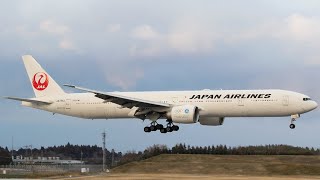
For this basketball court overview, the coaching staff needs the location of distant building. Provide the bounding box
[12,156,83,165]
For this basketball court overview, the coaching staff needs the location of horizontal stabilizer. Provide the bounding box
[4,96,53,104]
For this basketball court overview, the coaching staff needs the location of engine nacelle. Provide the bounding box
[170,105,199,124]
[199,117,224,126]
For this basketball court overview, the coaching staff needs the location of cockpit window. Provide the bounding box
[303,98,312,101]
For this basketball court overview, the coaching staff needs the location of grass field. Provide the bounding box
[3,154,320,179]
[111,154,320,176]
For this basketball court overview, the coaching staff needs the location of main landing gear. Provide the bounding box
[144,120,179,133]
[144,121,163,132]
[289,114,300,129]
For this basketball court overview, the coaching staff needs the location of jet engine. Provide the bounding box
[169,105,199,124]
[199,117,224,126]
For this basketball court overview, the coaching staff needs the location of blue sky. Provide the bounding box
[0,0,320,152]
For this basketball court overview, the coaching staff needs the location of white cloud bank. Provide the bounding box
[129,19,217,56]
[285,14,320,42]
[7,11,320,89]
[129,14,320,65]
[132,25,159,40]
[39,20,70,35]
[39,20,76,50]
[107,24,121,33]
[109,13,320,89]
[106,68,144,90]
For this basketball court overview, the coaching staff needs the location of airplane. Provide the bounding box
[4,55,318,133]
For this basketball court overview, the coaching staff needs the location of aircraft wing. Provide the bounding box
[4,96,53,104]
[64,84,171,109]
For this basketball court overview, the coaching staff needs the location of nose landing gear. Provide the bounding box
[289,123,295,129]
[289,114,300,129]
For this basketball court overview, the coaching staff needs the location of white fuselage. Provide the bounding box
[22,89,317,120]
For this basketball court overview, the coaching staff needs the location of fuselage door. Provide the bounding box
[238,98,244,106]
[66,99,71,110]
[237,98,246,116]
[282,95,289,106]
[172,97,179,104]
[56,99,65,111]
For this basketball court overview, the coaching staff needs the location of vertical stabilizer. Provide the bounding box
[22,55,65,97]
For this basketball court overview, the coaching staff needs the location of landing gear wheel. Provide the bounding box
[289,124,295,129]
[156,124,163,130]
[166,126,173,132]
[144,121,165,133]
[144,127,151,132]
[165,119,179,133]
[172,125,179,131]
[160,128,167,133]
[150,125,157,131]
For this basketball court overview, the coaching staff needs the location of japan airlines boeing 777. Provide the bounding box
[5,55,318,133]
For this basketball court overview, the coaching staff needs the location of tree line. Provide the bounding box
[0,143,319,165]
[118,144,320,165]
[142,144,320,158]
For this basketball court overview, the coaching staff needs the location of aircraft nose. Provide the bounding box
[311,101,318,110]
[302,100,318,112]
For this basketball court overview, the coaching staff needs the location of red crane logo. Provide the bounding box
[32,72,49,91]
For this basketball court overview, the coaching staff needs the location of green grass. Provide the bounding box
[112,154,320,176]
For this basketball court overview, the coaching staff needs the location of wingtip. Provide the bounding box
[22,55,33,59]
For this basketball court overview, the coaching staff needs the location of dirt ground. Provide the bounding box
[62,173,320,180]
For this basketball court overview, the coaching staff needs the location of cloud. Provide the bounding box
[285,14,320,42]
[128,13,320,64]
[107,24,121,33]
[132,25,159,40]
[129,25,166,56]
[271,14,320,65]
[126,13,320,92]
[281,14,320,65]
[40,20,70,35]
[39,20,76,51]
[129,44,160,57]
[59,39,75,50]
[105,67,144,90]
[15,25,38,37]
[130,19,216,56]
[167,19,216,54]
[220,14,320,65]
